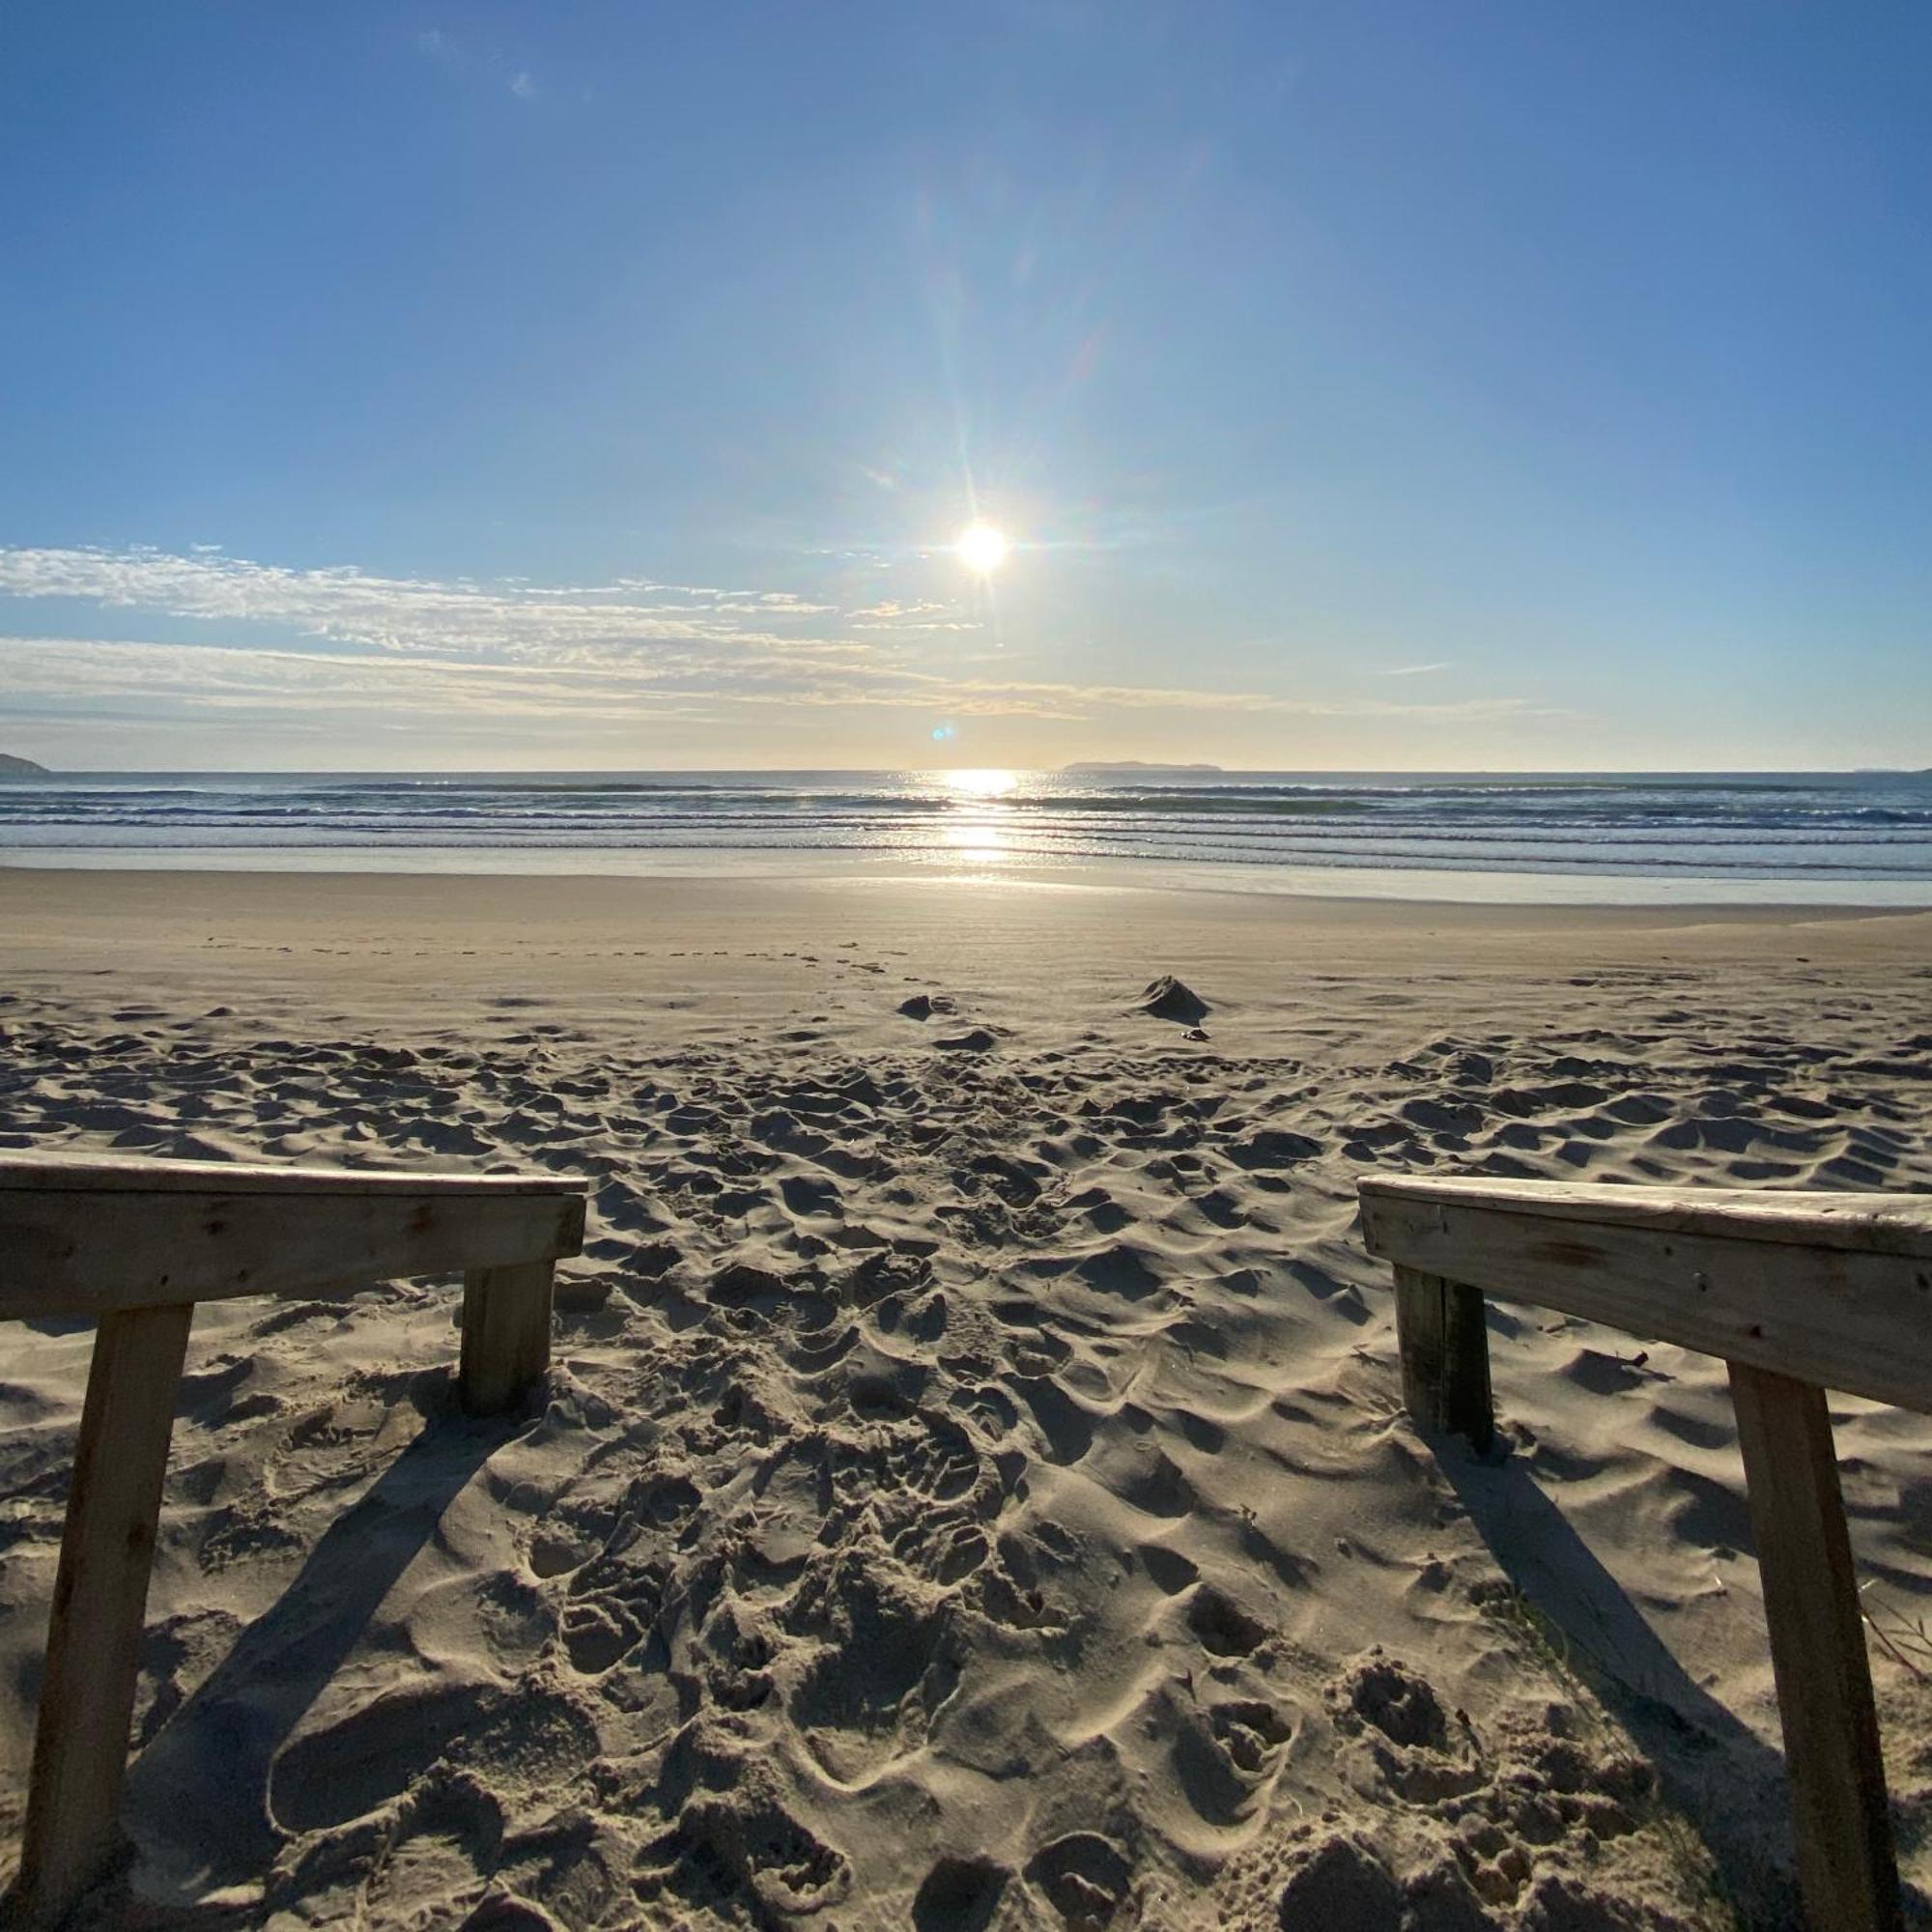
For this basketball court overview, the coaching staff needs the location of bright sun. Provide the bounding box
[955,523,1008,573]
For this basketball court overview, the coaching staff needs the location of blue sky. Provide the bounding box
[1,2,1927,770]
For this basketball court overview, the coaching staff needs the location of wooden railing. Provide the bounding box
[1360,1173,1932,1932]
[0,1153,589,1926]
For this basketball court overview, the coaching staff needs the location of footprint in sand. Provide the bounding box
[911,1855,1009,1930]
[1027,1833,1135,1928]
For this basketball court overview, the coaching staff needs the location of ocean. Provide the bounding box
[3,768,1930,904]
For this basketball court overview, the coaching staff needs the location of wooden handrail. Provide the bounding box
[1360,1174,1932,1416]
[0,1154,586,1321]
[1359,1174,1924,1932]
[1362,1174,1932,1255]
[0,1152,590,1927]
[0,1153,586,1193]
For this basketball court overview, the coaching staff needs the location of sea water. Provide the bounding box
[3,769,1930,905]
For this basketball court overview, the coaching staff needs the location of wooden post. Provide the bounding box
[1728,1360,1903,1932]
[15,1302,194,1925]
[1392,1264,1493,1451]
[459,1261,555,1416]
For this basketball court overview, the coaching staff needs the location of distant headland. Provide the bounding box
[0,753,50,778]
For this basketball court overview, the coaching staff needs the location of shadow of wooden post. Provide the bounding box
[1360,1173,1920,1932]
[0,1154,588,1927]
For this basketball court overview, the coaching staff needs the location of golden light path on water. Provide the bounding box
[944,767,1019,798]
[926,767,1021,858]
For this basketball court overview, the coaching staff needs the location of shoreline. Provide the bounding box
[11,862,1932,946]
[7,848,1932,911]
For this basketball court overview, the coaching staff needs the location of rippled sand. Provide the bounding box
[2,870,1929,1928]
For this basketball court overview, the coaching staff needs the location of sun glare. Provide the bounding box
[947,767,1018,798]
[955,523,1009,573]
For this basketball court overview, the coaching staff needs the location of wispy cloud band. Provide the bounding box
[0,545,1551,742]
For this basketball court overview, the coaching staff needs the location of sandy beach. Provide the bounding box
[3,867,1931,1929]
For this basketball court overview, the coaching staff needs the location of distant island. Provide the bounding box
[1060,760,1223,776]
[0,753,50,778]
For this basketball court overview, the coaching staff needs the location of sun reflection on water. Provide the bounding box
[925,767,1019,860]
[942,767,1019,799]
[939,817,1009,857]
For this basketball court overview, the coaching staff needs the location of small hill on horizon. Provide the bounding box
[0,753,50,777]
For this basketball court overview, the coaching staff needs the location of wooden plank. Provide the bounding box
[459,1261,555,1416]
[0,1182,586,1321]
[0,1154,586,1197]
[1728,1361,1903,1932]
[1393,1264,1449,1426]
[1360,1175,1932,1258]
[14,1302,195,1925]
[1392,1265,1493,1450]
[1359,1184,1932,1415]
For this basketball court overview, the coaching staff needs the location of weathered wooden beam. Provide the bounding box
[1364,1175,1932,1255]
[14,1302,195,1926]
[0,1154,593,1922]
[0,1157,587,1321]
[1359,1176,1932,1415]
[1358,1173,1919,1926]
[1392,1264,1493,1450]
[0,1155,585,1197]
[459,1261,557,1416]
[1729,1362,1903,1932]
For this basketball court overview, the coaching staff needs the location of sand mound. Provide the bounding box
[1137,975,1208,1025]
[899,993,957,1022]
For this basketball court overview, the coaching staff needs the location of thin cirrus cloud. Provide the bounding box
[0,544,1548,747]
[0,632,1544,734]
[416,26,544,102]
